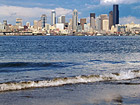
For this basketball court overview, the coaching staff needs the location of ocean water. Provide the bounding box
[0,36,140,105]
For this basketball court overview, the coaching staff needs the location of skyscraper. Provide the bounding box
[58,15,65,24]
[96,16,101,31]
[58,16,61,23]
[80,18,86,30]
[61,15,65,24]
[90,13,96,29]
[72,9,78,31]
[103,19,109,31]
[100,14,108,30]
[113,4,119,25]
[109,11,113,29]
[51,10,56,26]
[41,14,47,28]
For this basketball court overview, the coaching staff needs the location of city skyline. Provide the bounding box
[0,0,140,25]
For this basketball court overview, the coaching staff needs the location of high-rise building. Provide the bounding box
[103,19,109,31]
[51,10,56,26]
[96,17,102,31]
[72,9,78,31]
[80,18,86,30]
[100,14,108,30]
[61,15,65,24]
[41,14,47,28]
[58,16,61,23]
[58,15,65,24]
[109,11,113,30]
[113,4,119,25]
[16,18,22,27]
[90,13,96,29]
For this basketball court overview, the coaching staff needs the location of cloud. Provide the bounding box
[0,5,72,17]
[0,5,73,24]
[85,3,100,9]
[120,16,140,24]
[100,0,139,5]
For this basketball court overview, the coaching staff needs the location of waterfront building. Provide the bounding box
[84,23,90,32]
[113,4,119,25]
[56,23,64,30]
[51,10,56,26]
[76,23,82,32]
[109,11,113,30]
[90,13,96,29]
[16,18,22,27]
[72,9,78,31]
[45,23,51,31]
[80,18,86,30]
[41,14,47,28]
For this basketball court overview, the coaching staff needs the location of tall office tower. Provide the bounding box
[58,15,65,24]
[51,10,56,26]
[58,16,61,23]
[41,14,47,28]
[61,15,65,24]
[16,18,22,27]
[113,4,119,25]
[80,18,86,30]
[90,13,96,29]
[96,17,102,31]
[100,14,108,30]
[109,11,113,30]
[72,9,78,31]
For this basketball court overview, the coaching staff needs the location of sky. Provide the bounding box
[0,0,140,25]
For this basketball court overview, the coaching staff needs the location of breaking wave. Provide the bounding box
[0,70,140,92]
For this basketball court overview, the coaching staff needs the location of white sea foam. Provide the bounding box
[0,70,140,92]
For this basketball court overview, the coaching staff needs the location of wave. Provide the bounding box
[89,60,140,65]
[0,62,77,68]
[0,70,140,92]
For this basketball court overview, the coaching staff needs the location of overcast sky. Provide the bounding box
[0,0,140,25]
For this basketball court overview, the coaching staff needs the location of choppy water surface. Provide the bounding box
[0,36,140,105]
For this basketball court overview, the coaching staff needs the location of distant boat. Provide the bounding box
[97,33,102,36]
[46,34,50,36]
